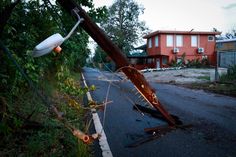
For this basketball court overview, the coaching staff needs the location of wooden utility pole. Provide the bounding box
[57,0,176,126]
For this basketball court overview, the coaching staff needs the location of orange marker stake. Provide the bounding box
[73,129,90,143]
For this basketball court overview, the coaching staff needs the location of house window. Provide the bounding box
[148,38,152,48]
[155,36,159,47]
[191,35,197,47]
[176,35,183,47]
[208,36,214,41]
[162,56,168,64]
[166,35,173,47]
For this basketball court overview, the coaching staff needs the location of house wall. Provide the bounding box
[146,34,217,66]
[147,36,161,56]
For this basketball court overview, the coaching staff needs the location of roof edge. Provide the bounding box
[216,38,236,43]
[143,30,222,39]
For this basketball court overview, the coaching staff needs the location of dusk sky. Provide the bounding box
[93,0,236,34]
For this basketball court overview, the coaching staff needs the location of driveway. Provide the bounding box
[143,68,227,84]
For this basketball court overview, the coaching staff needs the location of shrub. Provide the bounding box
[186,58,209,68]
[220,65,236,82]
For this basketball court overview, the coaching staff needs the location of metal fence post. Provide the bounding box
[215,51,219,81]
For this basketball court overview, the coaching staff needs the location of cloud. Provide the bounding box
[223,3,236,9]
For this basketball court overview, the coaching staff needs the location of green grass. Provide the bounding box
[184,82,236,97]
[197,76,210,81]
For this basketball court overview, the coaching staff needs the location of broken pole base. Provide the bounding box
[133,104,183,125]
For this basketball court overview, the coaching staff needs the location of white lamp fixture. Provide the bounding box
[32,9,83,57]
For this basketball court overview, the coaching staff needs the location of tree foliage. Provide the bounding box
[225,28,236,39]
[214,27,236,40]
[93,46,108,63]
[0,0,107,94]
[100,0,149,55]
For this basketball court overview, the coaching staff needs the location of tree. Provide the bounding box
[225,28,236,39]
[93,45,108,63]
[100,0,149,55]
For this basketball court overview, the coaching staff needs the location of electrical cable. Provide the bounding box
[99,66,147,134]
[90,49,147,131]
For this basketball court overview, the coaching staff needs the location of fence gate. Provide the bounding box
[219,51,236,68]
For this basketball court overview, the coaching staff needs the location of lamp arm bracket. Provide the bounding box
[64,8,84,40]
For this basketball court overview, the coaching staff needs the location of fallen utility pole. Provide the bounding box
[57,0,176,126]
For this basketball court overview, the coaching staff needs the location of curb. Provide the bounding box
[81,73,113,157]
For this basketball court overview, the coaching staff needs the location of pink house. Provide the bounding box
[142,30,221,68]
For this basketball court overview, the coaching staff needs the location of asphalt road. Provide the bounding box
[83,67,236,157]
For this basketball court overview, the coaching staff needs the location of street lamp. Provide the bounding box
[32,9,83,57]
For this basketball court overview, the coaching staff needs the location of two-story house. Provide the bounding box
[139,30,221,68]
